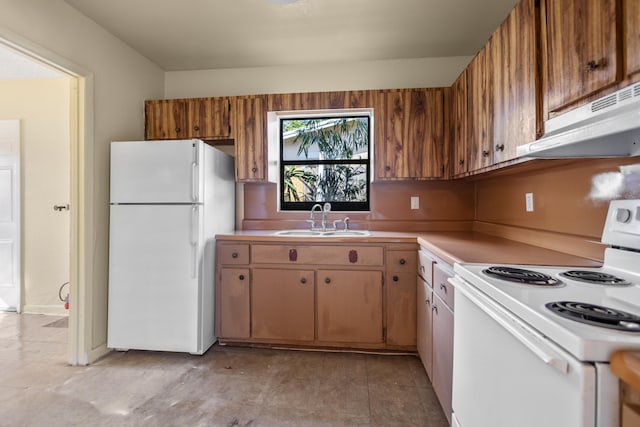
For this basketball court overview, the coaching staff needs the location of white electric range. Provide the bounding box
[450,199,640,427]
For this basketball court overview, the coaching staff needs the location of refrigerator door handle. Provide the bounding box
[190,205,199,278]
[191,162,198,202]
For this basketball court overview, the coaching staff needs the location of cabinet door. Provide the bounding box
[235,95,267,181]
[317,269,383,343]
[187,97,233,140]
[379,89,444,180]
[417,276,433,380]
[626,0,640,77]
[251,268,315,341]
[467,48,493,171]
[490,0,539,164]
[217,268,250,339]
[545,0,619,112]
[432,292,454,425]
[450,70,468,176]
[144,99,187,140]
[386,272,417,347]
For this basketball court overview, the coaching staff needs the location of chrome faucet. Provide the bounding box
[307,202,332,231]
[321,202,331,231]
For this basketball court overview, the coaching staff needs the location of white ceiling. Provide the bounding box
[62,0,521,71]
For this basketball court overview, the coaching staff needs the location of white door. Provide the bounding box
[110,140,201,203]
[0,120,20,311]
[107,204,202,353]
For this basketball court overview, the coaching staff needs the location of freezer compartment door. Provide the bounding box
[108,204,210,353]
[110,140,202,203]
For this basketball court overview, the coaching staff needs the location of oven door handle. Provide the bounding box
[451,276,570,375]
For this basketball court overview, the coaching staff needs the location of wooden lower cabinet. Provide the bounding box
[432,287,454,425]
[317,270,384,344]
[251,268,315,341]
[386,248,418,347]
[218,268,250,339]
[417,276,433,380]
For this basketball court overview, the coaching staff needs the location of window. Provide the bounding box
[279,114,371,211]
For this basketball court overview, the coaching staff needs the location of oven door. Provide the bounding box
[451,276,597,427]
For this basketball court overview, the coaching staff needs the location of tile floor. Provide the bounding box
[0,313,448,426]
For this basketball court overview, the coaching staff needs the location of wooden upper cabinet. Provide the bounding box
[187,97,234,140]
[626,0,640,77]
[235,95,267,182]
[490,0,539,164]
[145,97,234,141]
[145,99,188,140]
[450,70,468,177]
[268,90,370,111]
[377,88,445,180]
[545,0,620,113]
[467,48,493,172]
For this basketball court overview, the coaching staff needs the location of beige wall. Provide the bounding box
[0,0,165,363]
[164,56,471,98]
[0,78,71,315]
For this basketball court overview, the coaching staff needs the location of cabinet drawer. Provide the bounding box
[418,250,434,286]
[252,244,384,266]
[386,250,417,272]
[433,263,454,309]
[218,243,250,264]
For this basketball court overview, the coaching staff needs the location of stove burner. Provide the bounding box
[546,301,640,332]
[559,270,630,286]
[482,266,561,286]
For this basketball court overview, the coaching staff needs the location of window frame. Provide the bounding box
[274,110,373,212]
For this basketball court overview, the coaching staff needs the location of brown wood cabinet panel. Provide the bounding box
[187,97,233,140]
[386,250,417,272]
[235,95,267,181]
[317,269,383,343]
[545,0,620,113]
[378,89,445,180]
[432,291,454,425]
[626,0,640,77]
[145,99,187,140]
[467,48,493,171]
[450,70,468,176]
[268,90,370,111]
[217,243,249,264]
[386,271,417,346]
[251,268,315,341]
[490,0,539,164]
[251,244,384,266]
[417,276,433,380]
[217,268,250,339]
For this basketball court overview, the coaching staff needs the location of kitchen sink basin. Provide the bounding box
[272,230,370,237]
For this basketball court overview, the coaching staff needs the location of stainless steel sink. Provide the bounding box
[272,230,370,237]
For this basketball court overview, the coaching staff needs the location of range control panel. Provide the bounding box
[602,199,640,249]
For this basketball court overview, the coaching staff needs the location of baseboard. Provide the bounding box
[473,221,606,262]
[22,304,69,316]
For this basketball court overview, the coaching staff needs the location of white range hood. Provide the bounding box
[517,82,640,158]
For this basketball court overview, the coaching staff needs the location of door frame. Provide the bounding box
[0,32,94,365]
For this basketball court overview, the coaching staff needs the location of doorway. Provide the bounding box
[0,39,84,364]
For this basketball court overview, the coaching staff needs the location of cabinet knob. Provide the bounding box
[231,252,238,258]
[251,167,258,173]
[432,304,438,313]
[325,277,331,284]
[385,165,391,171]
[585,59,602,73]
[495,144,504,152]
[425,297,430,305]
[175,127,181,133]
[193,126,200,131]
[393,275,399,282]
[440,283,447,293]
[239,274,245,281]
[420,265,425,272]
[399,258,406,265]
[300,277,307,284]
[459,159,464,165]
[482,150,490,157]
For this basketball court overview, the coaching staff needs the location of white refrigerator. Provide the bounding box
[107,139,235,354]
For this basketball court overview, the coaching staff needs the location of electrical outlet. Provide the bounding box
[411,196,419,210]
[525,193,534,212]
